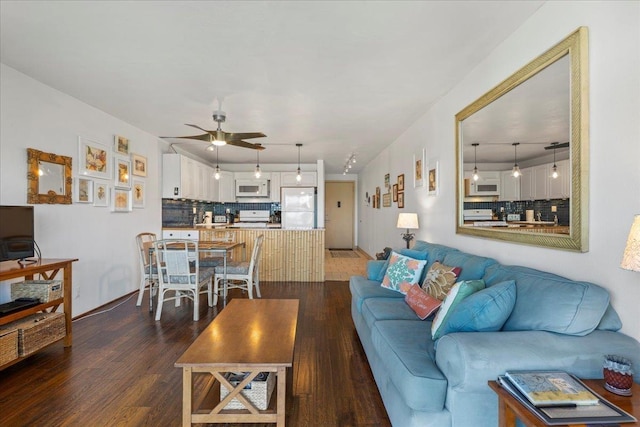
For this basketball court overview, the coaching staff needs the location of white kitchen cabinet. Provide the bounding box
[519,167,533,200]
[162,229,199,240]
[280,171,317,186]
[499,170,520,201]
[270,172,281,202]
[548,159,570,199]
[532,164,549,200]
[215,171,235,202]
[162,154,196,199]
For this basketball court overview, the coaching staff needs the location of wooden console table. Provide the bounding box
[0,258,77,369]
[489,379,639,426]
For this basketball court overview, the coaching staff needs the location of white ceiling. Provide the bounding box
[0,1,544,174]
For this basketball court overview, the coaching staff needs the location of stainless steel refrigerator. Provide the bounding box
[281,187,316,229]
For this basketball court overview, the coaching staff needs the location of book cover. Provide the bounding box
[504,370,599,407]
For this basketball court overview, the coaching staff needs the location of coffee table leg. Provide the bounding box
[277,366,286,427]
[183,367,192,427]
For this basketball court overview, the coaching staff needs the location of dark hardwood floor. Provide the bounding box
[0,282,391,427]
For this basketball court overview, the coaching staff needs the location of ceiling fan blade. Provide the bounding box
[160,133,211,142]
[227,140,266,150]
[224,132,266,141]
[184,123,216,134]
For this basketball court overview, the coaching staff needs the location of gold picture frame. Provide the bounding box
[27,148,72,204]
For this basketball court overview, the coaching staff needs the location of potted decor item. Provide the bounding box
[603,354,634,396]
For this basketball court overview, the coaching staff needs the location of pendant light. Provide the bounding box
[254,143,262,178]
[471,143,480,181]
[550,142,559,179]
[511,142,521,178]
[214,146,221,180]
[295,143,302,182]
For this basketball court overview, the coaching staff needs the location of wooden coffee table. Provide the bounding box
[489,379,639,426]
[175,299,299,426]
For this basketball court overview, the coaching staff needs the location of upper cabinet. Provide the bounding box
[215,171,235,202]
[499,170,520,201]
[548,159,570,199]
[162,154,194,199]
[270,173,281,202]
[281,171,317,187]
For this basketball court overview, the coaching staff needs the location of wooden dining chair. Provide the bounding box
[153,239,215,321]
[210,234,264,306]
[135,232,158,310]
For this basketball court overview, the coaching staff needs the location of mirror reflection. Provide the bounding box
[27,148,72,204]
[38,161,66,195]
[456,27,588,252]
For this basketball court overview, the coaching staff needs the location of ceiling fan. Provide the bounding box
[161,111,266,151]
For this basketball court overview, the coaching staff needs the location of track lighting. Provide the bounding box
[511,142,521,178]
[343,153,357,174]
[296,143,302,182]
[471,143,479,181]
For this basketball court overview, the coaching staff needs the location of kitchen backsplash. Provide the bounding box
[163,199,282,227]
[463,198,570,225]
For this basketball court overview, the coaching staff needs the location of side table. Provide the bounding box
[489,379,639,427]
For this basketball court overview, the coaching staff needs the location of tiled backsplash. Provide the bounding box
[162,199,282,227]
[463,198,570,225]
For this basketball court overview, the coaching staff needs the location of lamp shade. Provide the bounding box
[397,213,419,229]
[621,215,640,272]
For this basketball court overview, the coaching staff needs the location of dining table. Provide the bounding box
[148,239,246,311]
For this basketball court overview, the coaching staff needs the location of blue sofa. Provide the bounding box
[350,240,640,427]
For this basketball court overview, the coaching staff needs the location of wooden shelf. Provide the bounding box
[0,298,64,326]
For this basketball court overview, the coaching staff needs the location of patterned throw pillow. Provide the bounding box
[381,251,427,294]
[422,261,462,300]
[431,280,485,340]
[405,283,442,320]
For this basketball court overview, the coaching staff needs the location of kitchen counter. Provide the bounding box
[463,221,570,235]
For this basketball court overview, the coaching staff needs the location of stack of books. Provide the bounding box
[497,370,636,425]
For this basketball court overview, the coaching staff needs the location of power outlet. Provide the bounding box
[551,205,557,212]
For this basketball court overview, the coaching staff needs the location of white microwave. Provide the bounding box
[235,179,270,198]
[467,177,500,196]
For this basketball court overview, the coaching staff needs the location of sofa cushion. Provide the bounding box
[442,251,496,282]
[361,298,420,330]
[422,261,461,300]
[350,275,404,313]
[440,280,516,336]
[381,251,427,294]
[597,304,623,331]
[412,240,460,270]
[431,280,485,340]
[405,284,441,320]
[371,319,447,412]
[483,264,610,336]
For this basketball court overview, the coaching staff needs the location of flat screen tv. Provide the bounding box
[0,205,35,262]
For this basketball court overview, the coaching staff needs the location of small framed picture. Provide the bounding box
[428,160,439,196]
[114,156,131,189]
[393,184,398,202]
[398,192,405,208]
[384,173,390,189]
[114,135,129,155]
[111,188,132,212]
[74,177,93,203]
[398,174,405,192]
[93,181,109,207]
[78,137,110,180]
[132,180,145,208]
[413,149,425,188]
[131,153,147,177]
[382,193,391,207]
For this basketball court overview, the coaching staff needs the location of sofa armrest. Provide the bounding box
[367,260,387,281]
[435,330,640,393]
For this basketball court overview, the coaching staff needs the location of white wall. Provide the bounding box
[358,2,640,342]
[0,64,164,316]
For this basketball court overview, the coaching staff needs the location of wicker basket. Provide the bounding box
[11,280,63,303]
[0,329,19,365]
[220,371,275,410]
[12,312,66,356]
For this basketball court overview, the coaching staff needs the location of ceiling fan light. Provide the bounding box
[212,139,226,146]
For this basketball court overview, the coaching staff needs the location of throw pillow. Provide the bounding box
[381,251,427,294]
[405,283,441,320]
[435,280,516,338]
[431,279,485,340]
[374,248,428,282]
[422,261,462,300]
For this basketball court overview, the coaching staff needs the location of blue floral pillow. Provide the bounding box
[381,251,427,294]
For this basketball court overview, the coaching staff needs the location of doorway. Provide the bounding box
[325,181,354,249]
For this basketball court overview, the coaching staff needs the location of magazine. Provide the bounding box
[504,370,599,407]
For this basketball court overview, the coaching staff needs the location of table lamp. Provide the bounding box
[397,213,419,249]
[621,214,640,272]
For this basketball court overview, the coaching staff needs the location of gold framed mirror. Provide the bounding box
[27,148,72,204]
[455,27,588,252]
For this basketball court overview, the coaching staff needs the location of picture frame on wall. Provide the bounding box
[111,188,132,212]
[393,184,398,202]
[384,173,390,189]
[93,181,109,207]
[78,137,110,180]
[74,177,93,203]
[428,159,439,196]
[413,149,425,188]
[398,174,405,191]
[398,192,405,208]
[382,193,391,207]
[132,180,145,208]
[114,135,129,155]
[131,153,147,177]
[114,156,132,189]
